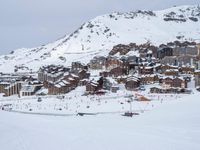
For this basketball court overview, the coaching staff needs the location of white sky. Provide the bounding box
[0,0,199,54]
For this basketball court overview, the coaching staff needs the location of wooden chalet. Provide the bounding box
[140,74,159,84]
[150,87,190,94]
[139,66,154,75]
[86,81,99,94]
[64,73,80,89]
[0,74,24,97]
[194,70,200,87]
[150,87,162,93]
[77,70,90,80]
[105,57,123,71]
[160,64,179,73]
[157,46,173,59]
[109,67,127,77]
[4,82,22,97]
[79,79,88,86]
[126,56,140,71]
[179,66,195,74]
[162,77,187,89]
[125,76,140,91]
[38,65,69,83]
[109,44,131,55]
[48,80,72,95]
[88,56,106,70]
[0,82,10,94]
[164,69,179,76]
[71,62,88,71]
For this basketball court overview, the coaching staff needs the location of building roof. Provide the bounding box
[21,85,36,92]
[166,69,179,72]
[62,80,70,85]
[126,76,140,82]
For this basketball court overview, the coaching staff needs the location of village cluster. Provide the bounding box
[0,41,200,99]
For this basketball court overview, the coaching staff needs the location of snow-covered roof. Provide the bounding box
[55,84,61,88]
[21,85,36,92]
[71,74,79,78]
[140,66,153,69]
[147,50,152,54]
[195,70,200,73]
[58,82,66,87]
[166,69,179,72]
[141,74,157,78]
[91,83,98,87]
[126,50,140,57]
[127,76,140,82]
[0,81,10,85]
[162,76,185,81]
[68,77,75,81]
[62,80,70,85]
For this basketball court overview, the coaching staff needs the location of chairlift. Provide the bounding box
[122,97,139,117]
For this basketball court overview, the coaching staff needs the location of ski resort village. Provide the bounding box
[1,41,200,114]
[0,4,200,150]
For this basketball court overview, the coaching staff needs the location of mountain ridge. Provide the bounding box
[0,4,200,73]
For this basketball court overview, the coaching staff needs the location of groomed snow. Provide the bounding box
[0,92,200,150]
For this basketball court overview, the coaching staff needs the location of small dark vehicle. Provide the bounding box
[37,97,42,102]
[122,112,139,117]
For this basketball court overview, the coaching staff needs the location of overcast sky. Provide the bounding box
[0,0,199,54]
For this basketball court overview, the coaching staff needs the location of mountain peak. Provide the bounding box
[0,5,200,73]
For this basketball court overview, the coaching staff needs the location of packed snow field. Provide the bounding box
[0,91,200,150]
[0,86,187,115]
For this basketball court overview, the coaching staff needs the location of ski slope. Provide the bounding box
[0,92,200,150]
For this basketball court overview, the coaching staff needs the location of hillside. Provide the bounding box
[0,5,200,72]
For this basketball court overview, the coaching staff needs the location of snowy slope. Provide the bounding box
[0,5,200,72]
[0,93,200,150]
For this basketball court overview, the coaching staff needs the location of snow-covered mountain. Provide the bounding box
[1,5,200,73]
